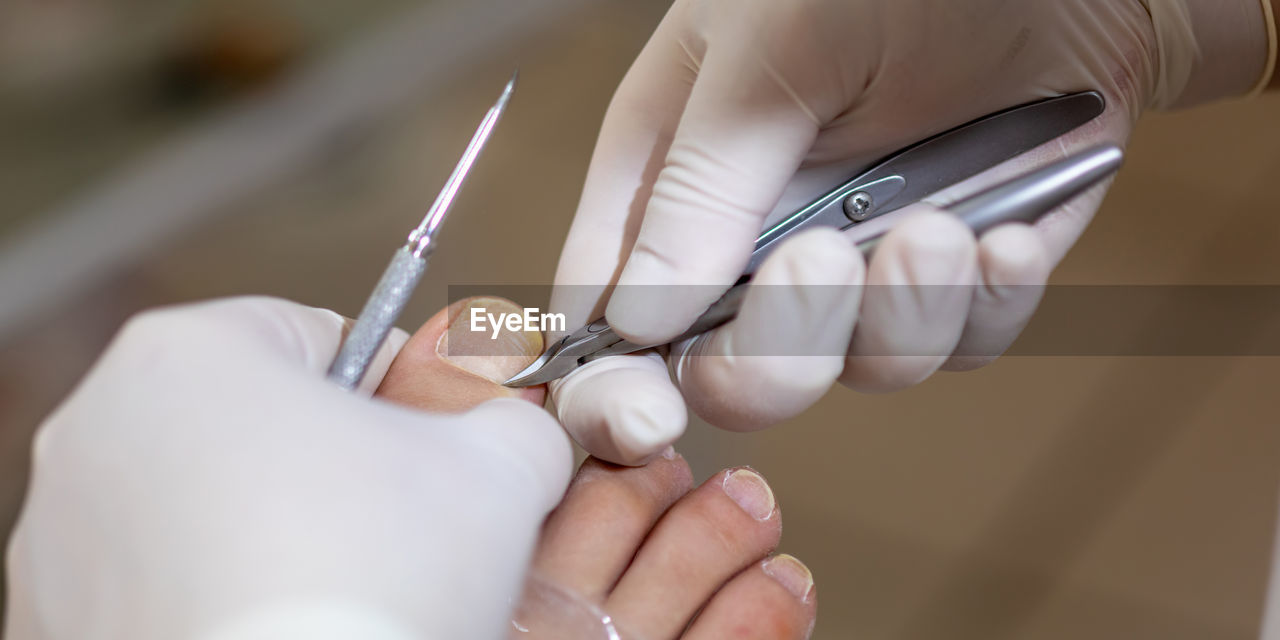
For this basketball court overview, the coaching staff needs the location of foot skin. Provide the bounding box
[376,297,818,639]
[528,456,817,640]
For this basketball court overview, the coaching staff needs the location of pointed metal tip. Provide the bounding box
[410,71,520,246]
[503,349,558,388]
[497,70,518,110]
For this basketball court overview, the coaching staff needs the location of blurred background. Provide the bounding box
[2,0,1279,637]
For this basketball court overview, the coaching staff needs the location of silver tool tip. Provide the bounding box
[410,73,519,251]
[503,350,558,388]
[501,69,518,103]
[503,333,580,387]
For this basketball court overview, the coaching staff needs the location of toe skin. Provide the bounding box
[605,467,784,640]
[532,453,694,599]
[682,555,818,640]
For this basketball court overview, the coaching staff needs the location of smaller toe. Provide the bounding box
[682,555,818,640]
[532,452,694,600]
[605,467,783,640]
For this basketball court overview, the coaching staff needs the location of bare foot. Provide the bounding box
[377,297,817,639]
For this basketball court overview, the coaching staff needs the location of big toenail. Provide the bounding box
[437,298,542,382]
[763,554,814,603]
[723,468,775,520]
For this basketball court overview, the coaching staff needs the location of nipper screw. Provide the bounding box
[844,191,873,222]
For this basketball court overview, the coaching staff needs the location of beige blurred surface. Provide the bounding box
[3,1,1280,638]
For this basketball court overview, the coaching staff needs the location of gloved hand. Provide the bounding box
[550,0,1273,464]
[5,297,572,640]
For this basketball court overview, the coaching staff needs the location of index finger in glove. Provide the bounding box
[112,296,409,394]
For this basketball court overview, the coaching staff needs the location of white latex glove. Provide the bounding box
[550,0,1273,464]
[5,297,572,640]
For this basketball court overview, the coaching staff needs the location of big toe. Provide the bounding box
[376,296,545,410]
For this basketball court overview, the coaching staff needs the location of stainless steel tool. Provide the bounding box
[328,73,516,390]
[505,92,1119,387]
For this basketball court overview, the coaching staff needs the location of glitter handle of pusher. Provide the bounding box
[326,72,517,390]
[327,247,429,390]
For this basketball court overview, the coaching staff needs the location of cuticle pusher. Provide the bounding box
[327,72,516,390]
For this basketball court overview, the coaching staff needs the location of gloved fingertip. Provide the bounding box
[608,223,758,345]
[161,296,350,370]
[605,259,710,345]
[976,224,1052,288]
[354,326,412,396]
[768,226,865,287]
[878,211,978,286]
[939,226,1052,374]
[897,210,977,255]
[552,354,687,466]
[604,281,682,345]
[384,326,412,353]
[608,393,688,465]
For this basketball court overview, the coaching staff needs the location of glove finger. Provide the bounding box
[605,40,822,345]
[550,352,687,466]
[673,228,864,432]
[551,4,699,327]
[942,223,1052,371]
[121,296,407,385]
[840,210,978,392]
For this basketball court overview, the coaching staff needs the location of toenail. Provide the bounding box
[763,554,814,603]
[660,446,679,460]
[722,468,775,521]
[437,297,543,382]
